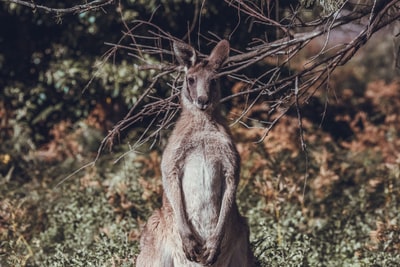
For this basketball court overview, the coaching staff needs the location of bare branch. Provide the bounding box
[92,0,400,159]
[4,0,114,14]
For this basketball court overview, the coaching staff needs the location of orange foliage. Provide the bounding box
[136,151,163,201]
[341,81,400,163]
[35,120,81,162]
[309,148,339,200]
[34,103,111,163]
[369,221,400,252]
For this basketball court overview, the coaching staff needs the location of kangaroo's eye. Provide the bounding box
[187,77,195,86]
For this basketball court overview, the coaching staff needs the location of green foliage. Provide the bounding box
[1,1,400,266]
[238,142,400,266]
[1,151,145,266]
[233,66,400,265]
[30,186,138,266]
[300,0,345,14]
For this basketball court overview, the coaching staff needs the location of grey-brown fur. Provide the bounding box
[136,40,254,267]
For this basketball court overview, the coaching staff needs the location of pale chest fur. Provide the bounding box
[163,121,237,238]
[182,131,231,236]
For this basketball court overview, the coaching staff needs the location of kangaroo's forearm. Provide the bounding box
[162,169,193,234]
[212,176,237,242]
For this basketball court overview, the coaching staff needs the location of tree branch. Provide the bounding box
[4,0,114,14]
[93,0,400,155]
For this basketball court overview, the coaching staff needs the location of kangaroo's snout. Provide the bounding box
[196,95,209,110]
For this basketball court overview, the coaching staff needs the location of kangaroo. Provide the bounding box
[136,40,254,267]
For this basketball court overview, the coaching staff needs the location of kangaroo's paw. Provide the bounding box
[181,233,203,263]
[201,238,221,266]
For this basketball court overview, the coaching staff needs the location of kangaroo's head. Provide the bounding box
[173,40,230,113]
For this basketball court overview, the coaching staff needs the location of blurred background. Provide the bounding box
[1,1,400,266]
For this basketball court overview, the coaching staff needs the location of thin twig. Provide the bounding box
[5,0,114,14]
[96,0,400,160]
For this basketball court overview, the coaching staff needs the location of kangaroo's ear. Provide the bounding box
[173,41,197,68]
[208,40,230,70]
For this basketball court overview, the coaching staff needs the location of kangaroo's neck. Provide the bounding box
[181,104,224,125]
[176,106,229,138]
[182,106,219,121]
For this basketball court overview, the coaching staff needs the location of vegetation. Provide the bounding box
[1,0,400,266]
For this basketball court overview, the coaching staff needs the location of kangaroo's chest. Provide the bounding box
[182,145,222,196]
[181,130,232,190]
[179,131,234,235]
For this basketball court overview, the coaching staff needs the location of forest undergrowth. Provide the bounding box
[1,54,400,267]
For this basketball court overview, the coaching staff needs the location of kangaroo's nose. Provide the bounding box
[196,96,209,110]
